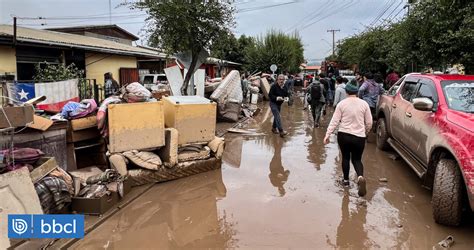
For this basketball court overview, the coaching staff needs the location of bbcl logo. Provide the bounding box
[8,214,84,239]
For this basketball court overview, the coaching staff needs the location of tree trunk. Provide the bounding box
[181,53,199,95]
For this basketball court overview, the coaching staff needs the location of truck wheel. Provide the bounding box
[376,118,390,150]
[432,159,463,226]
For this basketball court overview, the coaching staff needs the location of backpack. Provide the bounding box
[310,83,322,102]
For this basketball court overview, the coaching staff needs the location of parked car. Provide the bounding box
[376,73,474,226]
[140,74,168,90]
[342,75,356,83]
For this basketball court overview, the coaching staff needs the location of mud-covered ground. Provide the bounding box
[72,92,474,249]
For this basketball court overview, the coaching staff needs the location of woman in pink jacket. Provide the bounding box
[323,83,373,196]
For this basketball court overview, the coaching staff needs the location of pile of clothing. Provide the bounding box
[60,99,97,120]
[69,168,125,199]
[0,148,45,174]
[97,82,153,137]
[35,168,74,214]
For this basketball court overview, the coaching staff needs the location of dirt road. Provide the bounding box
[72,93,474,249]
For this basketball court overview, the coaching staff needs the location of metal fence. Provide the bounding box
[78,79,114,104]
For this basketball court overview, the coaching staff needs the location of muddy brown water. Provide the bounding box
[72,93,474,249]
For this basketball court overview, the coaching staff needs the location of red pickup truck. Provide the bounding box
[376,73,474,226]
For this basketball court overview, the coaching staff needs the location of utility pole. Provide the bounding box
[13,16,17,47]
[327,29,340,57]
[109,0,112,24]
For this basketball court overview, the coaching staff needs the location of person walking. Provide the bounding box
[324,83,373,196]
[333,76,347,107]
[385,69,400,88]
[269,74,289,137]
[284,74,295,106]
[307,79,326,128]
[358,72,385,119]
[355,72,364,87]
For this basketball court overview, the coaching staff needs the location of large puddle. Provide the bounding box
[72,92,474,249]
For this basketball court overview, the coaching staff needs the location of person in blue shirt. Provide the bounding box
[358,72,384,118]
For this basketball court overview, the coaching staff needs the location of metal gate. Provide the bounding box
[119,68,139,85]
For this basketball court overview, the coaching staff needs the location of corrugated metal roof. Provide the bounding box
[0,24,163,58]
[46,24,140,41]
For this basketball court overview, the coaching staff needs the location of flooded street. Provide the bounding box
[73,92,474,249]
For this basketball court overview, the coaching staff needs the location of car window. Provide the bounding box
[442,80,474,113]
[400,81,418,102]
[143,76,154,84]
[157,75,167,81]
[387,76,405,96]
[417,82,437,100]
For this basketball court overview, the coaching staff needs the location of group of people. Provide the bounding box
[268,69,387,197]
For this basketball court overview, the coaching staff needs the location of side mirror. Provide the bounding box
[413,97,434,111]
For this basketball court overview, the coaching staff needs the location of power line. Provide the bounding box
[383,0,405,23]
[299,0,359,32]
[369,0,397,27]
[237,1,299,13]
[15,13,144,21]
[298,0,351,31]
[19,20,147,27]
[284,0,333,32]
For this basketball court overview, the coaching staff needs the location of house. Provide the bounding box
[203,57,241,78]
[0,24,164,85]
[46,24,139,46]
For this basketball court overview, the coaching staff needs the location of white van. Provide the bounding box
[140,74,168,90]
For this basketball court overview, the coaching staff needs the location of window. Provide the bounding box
[442,80,474,113]
[417,84,434,99]
[387,77,405,96]
[143,76,154,85]
[157,75,167,82]
[400,81,418,102]
[416,80,438,102]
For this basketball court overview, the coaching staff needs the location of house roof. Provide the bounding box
[46,24,140,41]
[0,25,163,58]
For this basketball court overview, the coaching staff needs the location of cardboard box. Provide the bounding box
[30,157,58,183]
[163,96,216,145]
[27,115,53,131]
[71,179,131,215]
[108,102,165,153]
[0,105,34,128]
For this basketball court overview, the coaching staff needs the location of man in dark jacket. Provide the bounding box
[306,80,326,128]
[269,74,289,137]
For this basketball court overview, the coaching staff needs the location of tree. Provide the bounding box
[335,0,474,74]
[211,31,241,64]
[245,30,304,74]
[130,0,235,94]
[34,62,84,82]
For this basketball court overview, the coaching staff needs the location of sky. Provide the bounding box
[0,0,408,64]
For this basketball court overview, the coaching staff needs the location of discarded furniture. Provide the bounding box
[0,168,43,249]
[108,101,165,153]
[0,122,69,170]
[163,96,216,145]
[66,115,106,170]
